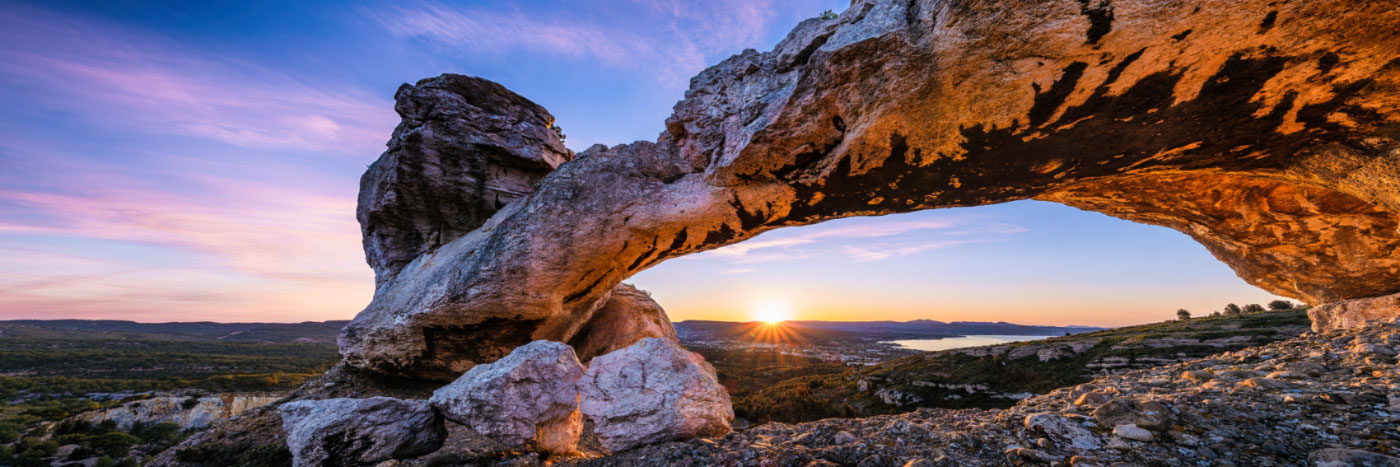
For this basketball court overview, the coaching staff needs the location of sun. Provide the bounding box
[752,300,794,324]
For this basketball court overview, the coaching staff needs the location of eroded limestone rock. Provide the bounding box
[279,397,445,467]
[1024,412,1101,451]
[567,283,677,363]
[341,0,1400,378]
[347,74,678,379]
[429,340,585,454]
[359,74,571,286]
[578,338,733,452]
[1308,292,1400,331]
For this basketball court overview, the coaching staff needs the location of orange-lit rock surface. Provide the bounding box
[340,0,1400,378]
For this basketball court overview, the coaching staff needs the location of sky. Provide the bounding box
[0,0,1287,327]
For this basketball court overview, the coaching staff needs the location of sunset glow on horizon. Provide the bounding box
[0,0,1288,327]
[752,300,796,324]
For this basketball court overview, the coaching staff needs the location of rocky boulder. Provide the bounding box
[578,338,733,452]
[1092,399,1175,431]
[358,74,570,286]
[344,74,679,380]
[1024,412,1101,451]
[279,397,445,467]
[568,283,678,363]
[1308,292,1400,331]
[340,0,1400,378]
[429,340,586,454]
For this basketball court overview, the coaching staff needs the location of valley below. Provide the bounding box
[0,309,1327,466]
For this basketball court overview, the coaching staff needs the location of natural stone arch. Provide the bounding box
[340,0,1400,379]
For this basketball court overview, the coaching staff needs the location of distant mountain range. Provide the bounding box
[0,318,1102,346]
[0,320,349,344]
[675,320,1102,342]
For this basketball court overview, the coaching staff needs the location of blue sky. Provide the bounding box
[0,0,1284,325]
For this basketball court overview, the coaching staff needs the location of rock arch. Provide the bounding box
[340,0,1400,379]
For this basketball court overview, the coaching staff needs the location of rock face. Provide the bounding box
[430,340,586,454]
[279,397,445,467]
[346,74,677,379]
[74,393,279,431]
[1309,292,1400,331]
[339,0,1400,378]
[577,338,733,452]
[358,74,572,286]
[567,284,677,363]
[1024,412,1100,451]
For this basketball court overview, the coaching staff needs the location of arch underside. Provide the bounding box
[339,0,1400,378]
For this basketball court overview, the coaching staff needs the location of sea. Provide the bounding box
[885,334,1053,352]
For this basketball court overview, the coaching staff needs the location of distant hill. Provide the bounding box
[675,319,1101,343]
[0,320,349,344]
[731,309,1311,423]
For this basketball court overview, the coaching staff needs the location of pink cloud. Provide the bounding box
[0,6,396,156]
[0,178,373,321]
[0,180,366,283]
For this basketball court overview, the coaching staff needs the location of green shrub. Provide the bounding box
[88,432,141,458]
[175,443,293,467]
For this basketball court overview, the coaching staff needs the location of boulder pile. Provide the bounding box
[278,338,733,464]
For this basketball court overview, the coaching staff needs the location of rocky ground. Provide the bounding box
[561,320,1400,466]
[737,309,1312,423]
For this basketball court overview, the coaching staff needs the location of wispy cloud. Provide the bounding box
[701,217,1026,264]
[0,180,365,284]
[843,240,978,262]
[0,6,395,156]
[0,174,372,321]
[365,0,800,87]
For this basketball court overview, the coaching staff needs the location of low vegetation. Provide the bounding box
[0,323,341,466]
[724,308,1312,424]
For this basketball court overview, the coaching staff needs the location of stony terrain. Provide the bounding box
[822,309,1313,416]
[574,319,1400,466]
[74,393,281,431]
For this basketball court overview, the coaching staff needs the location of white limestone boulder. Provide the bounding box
[279,397,444,467]
[578,337,733,452]
[429,340,586,454]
